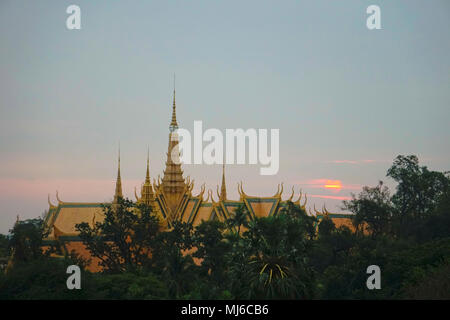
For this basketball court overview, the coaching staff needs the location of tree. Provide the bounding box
[343,181,393,237]
[387,155,450,220]
[229,202,316,299]
[76,198,160,273]
[8,218,49,265]
[317,216,336,237]
[0,234,9,272]
[192,220,231,287]
[88,271,168,299]
[0,257,91,300]
[226,204,250,236]
[152,221,198,298]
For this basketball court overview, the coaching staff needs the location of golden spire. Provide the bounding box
[113,145,123,203]
[162,78,186,214]
[145,147,150,184]
[220,163,227,201]
[169,74,178,132]
[141,148,155,206]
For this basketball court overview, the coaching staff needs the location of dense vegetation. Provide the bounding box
[1,155,449,299]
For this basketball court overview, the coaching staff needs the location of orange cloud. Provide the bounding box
[297,179,360,192]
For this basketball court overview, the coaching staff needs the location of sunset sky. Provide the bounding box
[1,0,449,234]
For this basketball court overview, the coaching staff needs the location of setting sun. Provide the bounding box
[324,180,342,190]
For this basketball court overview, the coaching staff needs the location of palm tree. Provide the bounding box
[226,204,249,236]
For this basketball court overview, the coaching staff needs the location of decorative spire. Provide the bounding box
[141,148,155,206]
[113,145,123,203]
[145,147,150,184]
[169,74,178,132]
[162,78,186,214]
[220,163,227,201]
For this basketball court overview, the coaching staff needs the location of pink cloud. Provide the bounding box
[295,179,361,191]
[308,194,351,201]
[0,178,143,203]
[328,160,358,164]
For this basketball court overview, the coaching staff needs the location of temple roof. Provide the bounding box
[43,183,354,241]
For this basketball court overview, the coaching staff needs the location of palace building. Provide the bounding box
[42,88,354,271]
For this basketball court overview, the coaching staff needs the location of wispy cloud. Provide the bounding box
[295,179,361,191]
[308,194,351,200]
[325,159,386,165]
[327,160,359,164]
[0,178,142,203]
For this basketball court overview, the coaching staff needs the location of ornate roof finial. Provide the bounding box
[302,193,308,208]
[169,73,178,132]
[134,186,140,201]
[113,144,123,203]
[295,188,303,203]
[220,163,227,201]
[56,190,62,203]
[141,148,155,206]
[145,147,150,184]
[273,184,280,197]
[48,194,56,208]
[288,186,295,201]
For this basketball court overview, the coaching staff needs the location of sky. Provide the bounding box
[0,0,449,234]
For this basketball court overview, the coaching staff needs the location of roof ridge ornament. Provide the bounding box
[48,194,56,208]
[314,203,321,215]
[302,193,308,209]
[288,186,295,201]
[135,186,141,202]
[205,189,213,202]
[56,190,62,204]
[323,204,330,217]
[239,181,247,197]
[295,188,303,204]
[273,184,280,197]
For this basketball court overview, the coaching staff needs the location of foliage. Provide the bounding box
[75,198,160,273]
[2,155,450,300]
[0,234,8,258]
[343,181,393,237]
[8,218,55,265]
[387,155,450,238]
[87,271,168,299]
[152,221,198,298]
[0,257,90,300]
[228,203,316,299]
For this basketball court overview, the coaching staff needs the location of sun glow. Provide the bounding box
[324,180,342,190]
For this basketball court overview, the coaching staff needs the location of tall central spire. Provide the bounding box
[161,76,186,214]
[169,74,178,132]
[113,145,123,203]
[145,148,150,184]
